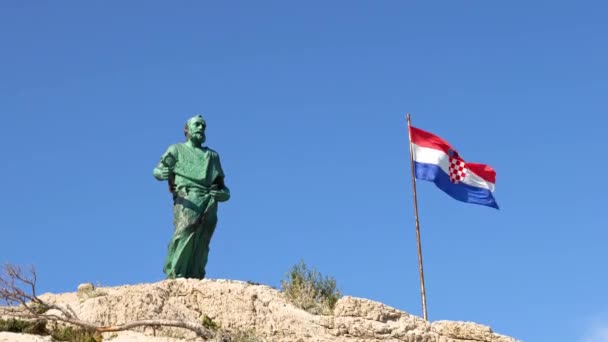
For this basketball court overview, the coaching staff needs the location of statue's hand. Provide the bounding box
[154,166,171,180]
[209,189,230,202]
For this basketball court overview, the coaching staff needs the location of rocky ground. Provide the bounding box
[1,278,518,342]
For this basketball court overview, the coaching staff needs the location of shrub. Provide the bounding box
[281,260,341,315]
[201,315,220,331]
[0,319,99,342]
[0,318,48,335]
[50,325,100,342]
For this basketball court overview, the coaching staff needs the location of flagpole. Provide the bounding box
[406,113,428,321]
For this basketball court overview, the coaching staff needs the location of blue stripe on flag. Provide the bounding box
[414,162,499,209]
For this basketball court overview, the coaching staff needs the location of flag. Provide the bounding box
[409,125,499,209]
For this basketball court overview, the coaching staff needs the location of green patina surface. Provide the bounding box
[153,115,230,279]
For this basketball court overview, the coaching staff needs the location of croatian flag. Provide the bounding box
[410,126,499,209]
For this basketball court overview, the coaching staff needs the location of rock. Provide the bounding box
[0,332,53,342]
[77,282,94,293]
[10,279,519,342]
[432,321,515,342]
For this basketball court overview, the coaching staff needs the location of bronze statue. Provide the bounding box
[153,115,230,279]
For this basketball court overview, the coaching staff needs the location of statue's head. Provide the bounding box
[184,115,206,145]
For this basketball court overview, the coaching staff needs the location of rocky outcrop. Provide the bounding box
[6,279,518,342]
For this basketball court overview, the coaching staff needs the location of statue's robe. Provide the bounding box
[157,143,230,279]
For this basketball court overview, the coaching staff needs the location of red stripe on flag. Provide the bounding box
[466,162,497,184]
[409,126,452,154]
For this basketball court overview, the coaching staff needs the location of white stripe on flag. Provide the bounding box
[412,143,495,192]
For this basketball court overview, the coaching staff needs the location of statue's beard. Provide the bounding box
[189,132,206,145]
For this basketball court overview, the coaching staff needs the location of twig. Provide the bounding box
[0,264,215,339]
[97,319,214,339]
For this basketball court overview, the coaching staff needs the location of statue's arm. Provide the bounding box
[153,145,178,181]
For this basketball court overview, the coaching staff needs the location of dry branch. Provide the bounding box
[0,264,214,339]
[97,319,213,338]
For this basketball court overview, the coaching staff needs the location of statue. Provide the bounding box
[153,115,230,279]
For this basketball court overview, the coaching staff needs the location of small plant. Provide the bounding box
[281,260,341,315]
[0,318,28,333]
[201,315,220,331]
[50,325,101,342]
[0,318,48,335]
[30,302,49,315]
[0,319,100,342]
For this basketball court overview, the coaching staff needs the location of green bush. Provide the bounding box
[281,260,341,315]
[201,315,220,331]
[0,318,48,335]
[50,325,100,342]
[0,319,100,342]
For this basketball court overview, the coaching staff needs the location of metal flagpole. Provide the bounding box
[406,113,428,321]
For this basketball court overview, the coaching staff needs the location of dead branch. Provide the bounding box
[97,319,214,338]
[0,264,215,339]
[0,264,75,320]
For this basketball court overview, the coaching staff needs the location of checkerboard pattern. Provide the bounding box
[449,158,467,183]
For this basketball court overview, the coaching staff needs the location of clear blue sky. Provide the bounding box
[1,2,606,341]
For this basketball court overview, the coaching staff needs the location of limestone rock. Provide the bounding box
[0,332,53,342]
[7,279,518,342]
[77,283,94,293]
